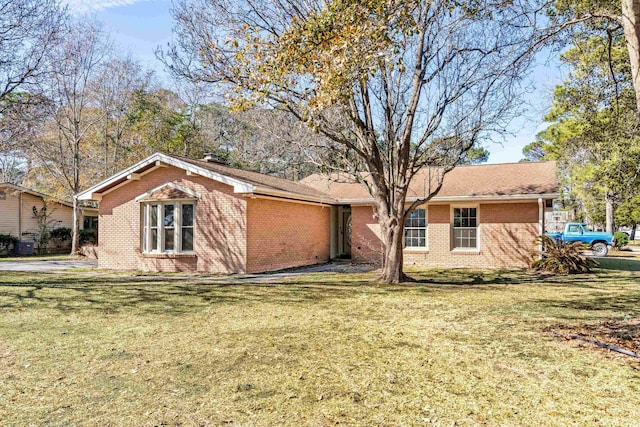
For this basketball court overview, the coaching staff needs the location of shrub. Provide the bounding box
[0,234,19,255]
[613,231,630,249]
[80,229,97,245]
[50,227,72,242]
[532,235,597,274]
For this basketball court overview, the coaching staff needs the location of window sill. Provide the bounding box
[451,249,480,255]
[141,252,196,259]
[404,248,429,254]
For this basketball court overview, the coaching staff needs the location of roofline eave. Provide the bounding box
[247,186,337,205]
[338,192,561,205]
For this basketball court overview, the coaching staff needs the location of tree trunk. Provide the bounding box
[632,224,637,240]
[621,0,640,116]
[378,218,406,284]
[71,197,80,255]
[605,192,615,233]
[373,185,414,284]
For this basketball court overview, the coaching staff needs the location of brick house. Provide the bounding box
[76,153,559,273]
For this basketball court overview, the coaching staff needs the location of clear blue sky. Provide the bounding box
[64,0,566,164]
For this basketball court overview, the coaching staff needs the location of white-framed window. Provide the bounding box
[453,207,478,249]
[404,208,427,248]
[142,201,195,253]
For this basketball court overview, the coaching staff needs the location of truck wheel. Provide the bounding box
[592,242,608,257]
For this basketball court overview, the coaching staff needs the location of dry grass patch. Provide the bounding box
[0,267,639,425]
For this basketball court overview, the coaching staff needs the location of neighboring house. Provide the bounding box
[77,153,559,273]
[0,183,98,243]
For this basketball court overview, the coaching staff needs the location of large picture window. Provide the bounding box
[404,208,427,248]
[453,207,478,249]
[142,202,194,253]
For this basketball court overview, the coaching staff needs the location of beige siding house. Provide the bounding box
[77,153,559,273]
[0,183,97,243]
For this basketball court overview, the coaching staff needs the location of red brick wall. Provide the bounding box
[351,205,384,264]
[352,202,540,269]
[98,165,247,273]
[246,198,330,273]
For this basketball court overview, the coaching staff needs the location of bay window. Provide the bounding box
[142,202,195,253]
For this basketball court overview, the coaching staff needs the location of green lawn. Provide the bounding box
[1,264,640,425]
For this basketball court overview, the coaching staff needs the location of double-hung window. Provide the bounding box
[404,208,427,248]
[453,207,478,249]
[142,202,195,253]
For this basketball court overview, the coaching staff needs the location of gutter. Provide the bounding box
[339,193,561,205]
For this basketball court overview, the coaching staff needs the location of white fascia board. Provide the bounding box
[339,193,561,205]
[76,152,256,201]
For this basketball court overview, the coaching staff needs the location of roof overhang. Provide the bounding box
[246,186,336,205]
[339,193,561,206]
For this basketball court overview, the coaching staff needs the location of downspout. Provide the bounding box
[538,198,544,259]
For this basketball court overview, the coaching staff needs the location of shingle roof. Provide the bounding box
[300,161,559,201]
[78,152,558,205]
[174,156,335,201]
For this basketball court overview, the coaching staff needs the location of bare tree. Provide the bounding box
[162,0,542,283]
[233,109,321,180]
[0,0,66,111]
[30,19,111,254]
[0,93,50,184]
[90,55,154,177]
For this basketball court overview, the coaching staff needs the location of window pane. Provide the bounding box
[405,209,423,227]
[151,229,158,250]
[150,205,158,227]
[182,228,193,251]
[164,205,174,227]
[182,204,194,227]
[164,228,174,251]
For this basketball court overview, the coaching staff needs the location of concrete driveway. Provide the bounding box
[0,259,370,279]
[0,259,98,273]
